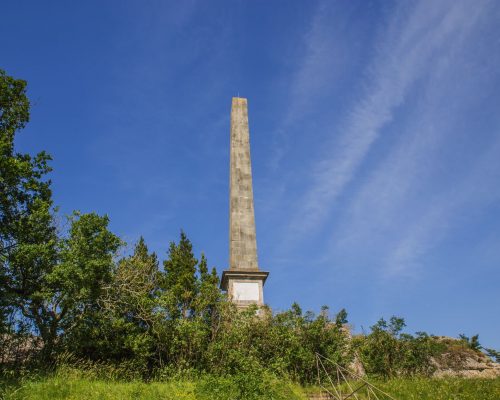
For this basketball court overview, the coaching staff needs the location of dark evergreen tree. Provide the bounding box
[162,231,198,319]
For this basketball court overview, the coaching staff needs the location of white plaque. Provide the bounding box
[233,282,259,301]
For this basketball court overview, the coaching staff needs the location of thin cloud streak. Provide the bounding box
[286,0,489,240]
[317,0,499,278]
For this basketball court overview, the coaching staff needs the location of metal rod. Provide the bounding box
[342,383,367,400]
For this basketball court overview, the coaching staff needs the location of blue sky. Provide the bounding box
[2,0,499,348]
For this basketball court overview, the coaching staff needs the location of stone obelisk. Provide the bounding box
[221,97,269,308]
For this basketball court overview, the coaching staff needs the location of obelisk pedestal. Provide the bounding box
[221,97,269,308]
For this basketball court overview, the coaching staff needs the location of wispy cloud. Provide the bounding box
[306,0,500,278]
[284,0,491,242]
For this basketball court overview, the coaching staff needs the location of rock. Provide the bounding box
[431,337,500,378]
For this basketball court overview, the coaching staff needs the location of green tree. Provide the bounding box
[0,69,57,366]
[0,69,54,339]
[335,308,348,327]
[356,316,437,378]
[158,232,222,370]
[0,69,121,360]
[162,231,199,319]
[103,237,161,327]
[66,237,159,370]
[459,334,482,351]
[357,317,406,378]
[193,253,220,320]
[484,348,500,363]
[9,212,121,358]
[70,233,222,373]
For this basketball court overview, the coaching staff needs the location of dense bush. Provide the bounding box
[353,317,445,378]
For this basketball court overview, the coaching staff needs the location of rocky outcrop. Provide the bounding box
[431,337,500,378]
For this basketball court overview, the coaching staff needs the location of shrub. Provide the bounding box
[355,317,439,378]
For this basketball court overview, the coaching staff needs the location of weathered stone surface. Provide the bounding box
[229,97,259,271]
[431,336,500,378]
[432,352,500,378]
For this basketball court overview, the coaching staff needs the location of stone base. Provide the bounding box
[220,270,269,308]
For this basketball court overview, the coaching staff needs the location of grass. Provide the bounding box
[0,368,307,400]
[2,378,197,400]
[379,378,500,400]
[1,373,499,399]
[306,377,500,400]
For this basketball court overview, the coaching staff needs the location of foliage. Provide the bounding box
[459,333,482,351]
[0,69,53,336]
[162,231,199,319]
[485,348,500,363]
[61,232,222,377]
[58,231,352,384]
[64,237,160,366]
[354,317,440,378]
[4,210,121,361]
[201,302,353,384]
[0,69,121,363]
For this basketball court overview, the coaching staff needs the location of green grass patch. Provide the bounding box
[2,374,499,399]
[378,378,500,400]
[306,377,500,400]
[2,377,196,400]
[0,368,306,400]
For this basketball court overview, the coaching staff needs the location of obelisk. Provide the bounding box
[221,98,269,308]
